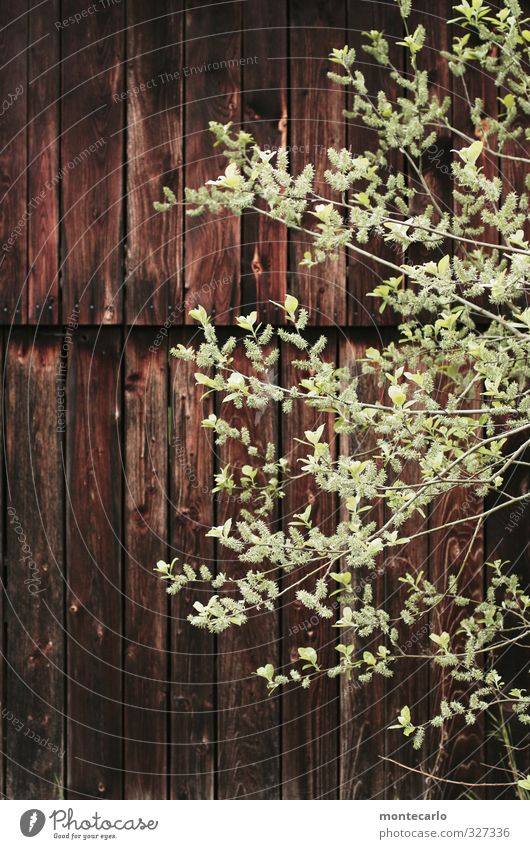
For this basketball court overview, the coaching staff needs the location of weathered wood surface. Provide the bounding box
[169,326,215,799]
[216,339,280,799]
[5,331,64,798]
[66,328,123,798]
[61,0,125,324]
[0,0,527,801]
[281,332,339,798]
[125,1,183,326]
[123,330,168,799]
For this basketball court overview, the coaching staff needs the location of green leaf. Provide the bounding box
[456,140,483,166]
[388,384,408,407]
[298,646,318,667]
[256,663,275,682]
[284,294,299,316]
[304,424,325,445]
[430,631,450,650]
[236,311,257,332]
[194,372,216,388]
[189,305,209,324]
[437,254,451,274]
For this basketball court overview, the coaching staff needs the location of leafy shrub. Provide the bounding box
[155,0,530,756]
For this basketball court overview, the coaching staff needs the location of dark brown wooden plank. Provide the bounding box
[484,437,530,798]
[216,338,280,799]
[384,500,431,800]
[484,0,530,791]
[452,3,497,259]
[123,329,168,798]
[290,1,346,326]
[5,329,64,798]
[345,1,402,327]
[66,327,122,798]
[183,0,241,324]
[281,330,339,798]
[0,2,28,325]
[241,1,287,324]
[28,1,60,324]
[384,2,452,800]
[382,337,430,800]
[0,328,4,796]
[427,383,485,798]
[169,326,215,799]
[61,1,125,324]
[412,0,453,219]
[126,2,183,326]
[338,332,387,799]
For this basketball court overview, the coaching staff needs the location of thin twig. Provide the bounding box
[380,756,516,787]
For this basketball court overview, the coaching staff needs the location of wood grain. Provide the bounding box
[126,2,183,326]
[183,0,241,323]
[0,2,28,324]
[66,327,122,798]
[384,2,451,799]
[123,329,168,798]
[241,0,288,323]
[0,328,4,796]
[484,0,530,790]
[281,330,339,798]
[0,1,528,802]
[290,0,346,326]
[5,330,64,798]
[345,0,402,326]
[427,383,485,798]
[61,1,125,324]
[452,0,498,258]
[216,337,280,799]
[339,332,387,799]
[169,326,215,799]
[28,1,60,324]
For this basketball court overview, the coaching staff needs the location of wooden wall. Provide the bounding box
[0,0,528,799]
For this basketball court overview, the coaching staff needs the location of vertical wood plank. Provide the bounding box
[421,5,481,764]
[452,2,497,257]
[28,1,60,324]
[410,0,453,249]
[66,327,122,798]
[484,440,530,797]
[241,1,288,323]
[169,326,215,799]
[427,385,485,798]
[485,0,530,790]
[61,1,125,324]
[126,2,183,326]
[183,0,241,323]
[0,2,28,324]
[345,1,402,326]
[123,329,168,798]
[281,330,339,798]
[384,491,430,800]
[382,339,430,800]
[5,330,64,798]
[290,1,346,326]
[338,332,387,799]
[0,328,4,796]
[216,339,280,799]
[384,0,452,800]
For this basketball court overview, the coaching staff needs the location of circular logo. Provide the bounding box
[20,810,46,837]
